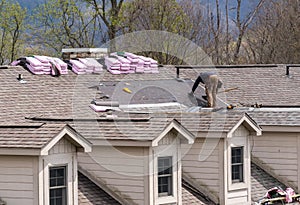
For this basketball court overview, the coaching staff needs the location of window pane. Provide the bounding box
[158,157,173,196]
[49,166,67,205]
[232,147,243,164]
[231,147,244,183]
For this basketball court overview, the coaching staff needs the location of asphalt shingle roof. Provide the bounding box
[177,65,300,106]
[78,172,121,205]
[78,171,215,205]
[182,179,216,205]
[251,162,287,204]
[248,111,300,126]
[0,123,66,148]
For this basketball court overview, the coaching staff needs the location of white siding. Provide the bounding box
[252,132,298,188]
[78,146,147,205]
[49,137,76,154]
[227,125,251,205]
[181,138,222,201]
[0,156,38,205]
[41,138,78,205]
[227,189,249,205]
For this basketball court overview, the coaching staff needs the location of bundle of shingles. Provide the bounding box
[105,52,159,74]
[68,58,103,74]
[11,56,103,75]
[11,55,68,76]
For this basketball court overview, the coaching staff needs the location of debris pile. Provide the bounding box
[256,187,300,205]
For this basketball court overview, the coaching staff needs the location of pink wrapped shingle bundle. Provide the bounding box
[70,59,87,74]
[105,56,122,74]
[26,57,48,75]
[78,58,103,74]
[110,53,131,71]
[10,60,20,66]
[51,58,68,74]
[104,52,159,74]
[33,55,68,75]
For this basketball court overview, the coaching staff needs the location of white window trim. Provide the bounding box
[39,153,78,205]
[228,143,249,191]
[153,141,179,205]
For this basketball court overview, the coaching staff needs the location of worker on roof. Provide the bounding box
[189,71,223,108]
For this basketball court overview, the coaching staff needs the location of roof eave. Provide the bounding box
[227,114,262,138]
[152,119,195,147]
[40,124,92,156]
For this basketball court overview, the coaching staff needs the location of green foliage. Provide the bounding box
[31,0,101,56]
[119,0,191,34]
[0,0,27,64]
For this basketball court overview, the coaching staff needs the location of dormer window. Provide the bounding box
[231,147,244,183]
[158,156,173,197]
[49,166,67,205]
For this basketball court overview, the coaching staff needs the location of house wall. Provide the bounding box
[152,130,182,205]
[78,146,148,205]
[252,132,299,190]
[0,156,38,205]
[226,125,251,205]
[40,137,78,205]
[181,137,223,204]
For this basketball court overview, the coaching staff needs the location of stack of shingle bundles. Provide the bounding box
[25,56,50,75]
[125,52,158,73]
[104,52,159,74]
[124,52,144,73]
[110,53,134,74]
[34,55,68,75]
[137,55,159,73]
[69,59,87,74]
[104,56,122,75]
[50,57,68,75]
[147,57,159,73]
[78,58,103,74]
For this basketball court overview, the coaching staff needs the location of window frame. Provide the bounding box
[157,156,173,197]
[152,141,179,205]
[49,166,68,205]
[40,153,76,205]
[231,146,244,183]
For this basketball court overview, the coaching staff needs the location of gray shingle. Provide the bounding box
[251,162,287,204]
[78,172,121,205]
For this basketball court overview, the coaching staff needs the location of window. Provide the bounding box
[231,147,244,183]
[49,166,67,205]
[158,157,173,197]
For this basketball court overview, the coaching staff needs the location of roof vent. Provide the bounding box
[17,74,26,83]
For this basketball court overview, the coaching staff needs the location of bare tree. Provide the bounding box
[83,0,124,51]
[246,0,300,64]
[233,0,265,63]
[0,0,26,64]
[32,0,103,56]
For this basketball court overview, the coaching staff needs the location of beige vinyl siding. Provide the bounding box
[78,146,147,205]
[227,189,249,205]
[227,125,251,205]
[181,138,222,201]
[49,137,76,154]
[0,156,38,205]
[252,132,298,187]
